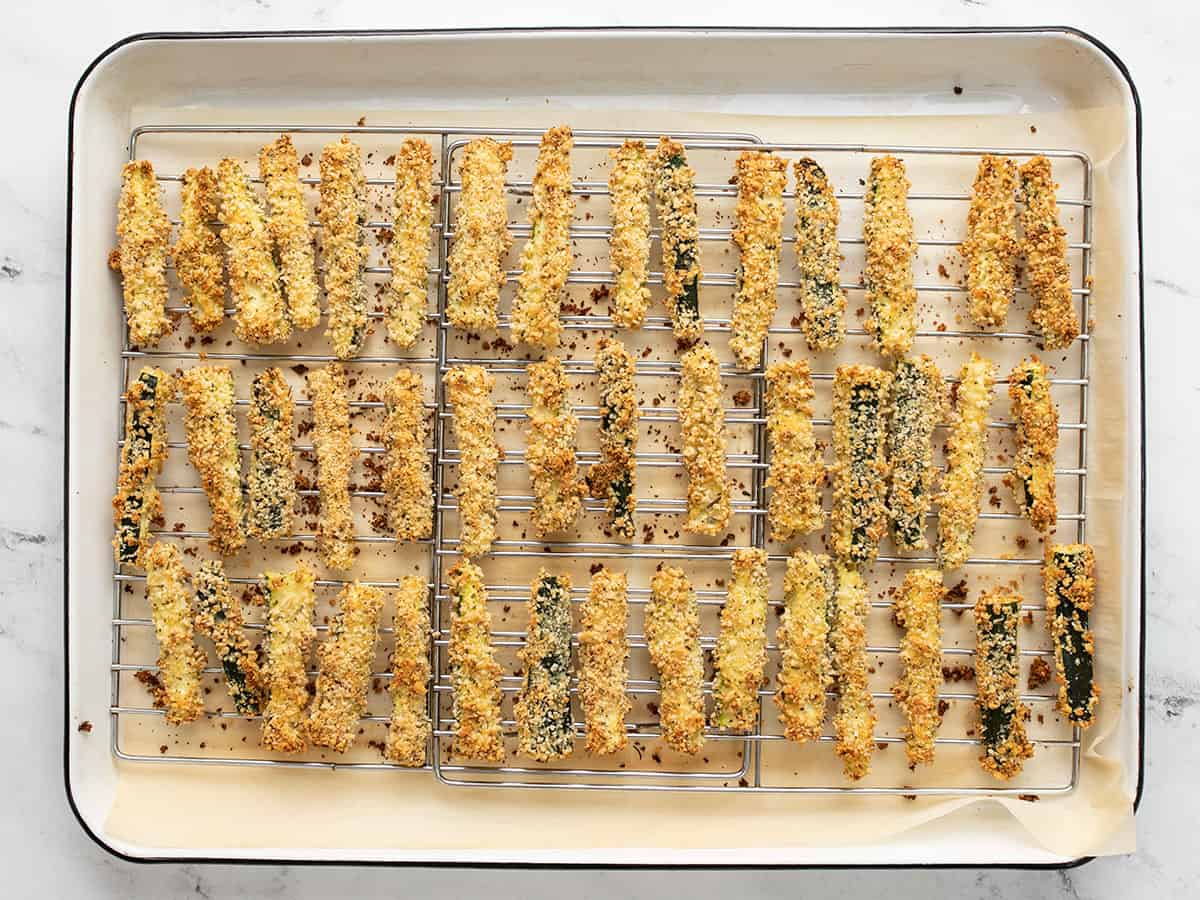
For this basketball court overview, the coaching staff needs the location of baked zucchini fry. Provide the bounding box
[646,566,705,754]
[307,363,356,570]
[863,155,917,358]
[525,357,584,536]
[1009,357,1058,533]
[382,368,433,542]
[975,588,1034,779]
[1043,543,1099,727]
[961,155,1019,328]
[261,563,317,753]
[259,134,321,332]
[832,564,876,780]
[180,366,246,556]
[113,366,174,567]
[446,138,513,332]
[608,140,653,328]
[144,542,205,725]
[193,559,266,716]
[654,137,703,344]
[831,364,892,568]
[765,359,824,541]
[1020,157,1079,350]
[216,157,290,345]
[386,138,436,348]
[173,166,225,333]
[512,125,575,349]
[730,151,788,369]
[775,551,834,743]
[319,137,369,359]
[937,353,997,569]
[247,367,296,541]
[516,570,575,761]
[892,568,944,767]
[679,344,732,536]
[712,549,770,732]
[444,366,499,557]
[793,158,846,351]
[112,160,172,346]
[579,567,630,755]
[447,560,505,761]
[306,581,385,753]
[585,336,639,540]
[887,355,946,551]
[385,575,432,766]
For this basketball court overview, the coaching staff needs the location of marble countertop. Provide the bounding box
[2,0,1189,895]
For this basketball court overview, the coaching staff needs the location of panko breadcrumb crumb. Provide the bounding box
[382,369,433,542]
[579,567,630,755]
[893,568,945,767]
[180,366,246,557]
[832,564,876,780]
[259,134,320,331]
[173,166,225,334]
[775,551,834,744]
[679,344,731,536]
[525,357,584,536]
[647,566,705,754]
[937,353,996,570]
[385,575,432,766]
[608,141,653,329]
[711,549,770,733]
[961,155,1019,328]
[863,155,917,358]
[261,563,317,753]
[793,158,846,351]
[145,542,205,725]
[730,151,788,369]
[307,364,356,570]
[446,138,513,332]
[444,366,499,557]
[113,160,172,346]
[765,360,825,541]
[319,137,369,358]
[1020,156,1079,350]
[386,138,436,348]
[448,560,505,761]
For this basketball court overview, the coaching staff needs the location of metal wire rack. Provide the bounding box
[110,123,1092,797]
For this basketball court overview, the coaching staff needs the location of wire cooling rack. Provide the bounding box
[110,123,1092,797]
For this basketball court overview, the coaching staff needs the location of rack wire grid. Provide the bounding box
[110,123,1093,798]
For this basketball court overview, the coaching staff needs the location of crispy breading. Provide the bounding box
[893,568,945,767]
[516,570,575,761]
[608,140,653,328]
[1044,543,1099,727]
[193,559,266,716]
[112,366,173,566]
[307,364,356,570]
[679,344,731,535]
[1009,357,1058,533]
[765,360,824,541]
[319,137,369,358]
[961,155,1019,328]
[712,549,769,732]
[386,138,436,348]
[525,357,584,536]
[937,353,996,569]
[586,337,639,540]
[447,560,505,761]
[180,366,246,556]
[444,366,499,557]
[646,566,705,754]
[1020,157,1079,350]
[259,134,321,332]
[730,151,788,369]
[247,367,296,541]
[831,364,892,568]
[832,564,876,780]
[579,567,630,754]
[887,355,946,551]
[446,138,513,332]
[261,563,317,753]
[793,158,846,351]
[144,542,205,725]
[654,137,703,344]
[975,588,1034,779]
[385,575,432,766]
[775,551,834,743]
[113,160,172,346]
[382,368,433,542]
[173,166,225,333]
[863,155,917,358]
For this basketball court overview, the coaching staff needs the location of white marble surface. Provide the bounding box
[1,0,1190,895]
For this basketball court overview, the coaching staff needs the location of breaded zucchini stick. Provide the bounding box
[385,575,432,766]
[446,138,513,332]
[516,570,575,761]
[172,166,225,333]
[319,137,369,359]
[793,158,846,351]
[586,337,639,540]
[113,366,173,567]
[579,567,630,754]
[961,155,1019,328]
[712,549,769,732]
[887,355,946,550]
[937,353,997,569]
[608,140,653,328]
[447,560,505,761]
[247,367,296,541]
[831,365,893,568]
[975,588,1034,779]
[730,151,788,369]
[775,551,835,743]
[863,155,917,358]
[444,366,499,557]
[144,542,205,724]
[193,559,266,716]
[180,366,246,556]
[1044,544,1099,727]
[112,160,172,346]
[512,125,575,349]
[646,565,705,754]
[216,158,290,345]
[307,364,356,570]
[832,564,876,780]
[679,344,731,536]
[259,134,321,331]
[1009,357,1058,533]
[261,563,317,753]
[525,357,584,536]
[386,138,436,348]
[306,581,384,752]
[1020,157,1079,350]
[382,368,432,542]
[892,568,944,767]
[654,137,703,344]
[765,360,824,541]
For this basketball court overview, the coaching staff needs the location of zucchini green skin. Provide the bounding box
[193,560,265,716]
[586,337,639,540]
[516,572,575,761]
[975,590,1034,779]
[114,367,172,566]
[1045,544,1099,727]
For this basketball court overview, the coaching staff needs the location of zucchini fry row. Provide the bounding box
[173,166,225,334]
[113,160,172,346]
[793,158,846,351]
[382,369,433,542]
[887,355,946,551]
[113,366,173,566]
[712,549,770,732]
[307,363,356,570]
[1009,357,1059,533]
[765,360,825,541]
[516,571,575,761]
[193,559,266,717]
[180,366,246,557]
[386,138,436,348]
[444,366,499,557]
[961,155,1019,328]
[774,551,834,743]
[608,140,653,329]
[385,575,432,766]
[831,365,893,568]
[832,564,877,780]
[975,588,1034,779]
[937,353,997,570]
[679,344,732,536]
[446,138,513,332]
[729,151,788,369]
[525,357,584,536]
[892,568,944,767]
[863,155,917,358]
[1043,544,1099,727]
[586,337,639,540]
[646,566,706,754]
[1020,157,1079,350]
[579,567,630,755]
[145,542,205,725]
[247,367,296,542]
[654,137,703,344]
[319,137,369,359]
[447,560,505,761]
[259,134,321,331]
[261,563,317,753]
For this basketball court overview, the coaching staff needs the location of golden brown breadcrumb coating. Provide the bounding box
[887,355,946,551]
[446,138,513,332]
[765,360,825,541]
[259,134,321,332]
[144,542,205,725]
[775,551,834,743]
[113,160,172,346]
[319,137,369,358]
[961,155,1019,328]
[173,166,225,333]
[180,366,246,556]
[525,357,584,536]
[261,563,317,753]
[832,564,876,780]
[382,368,433,542]
[1020,156,1079,350]
[113,366,173,566]
[385,575,432,766]
[608,140,653,329]
[646,565,705,754]
[247,367,296,541]
[444,366,499,557]
[711,548,769,732]
[447,560,505,761]
[579,567,630,754]
[386,138,436,348]
[863,155,917,358]
[937,353,996,570]
[679,344,731,536]
[793,158,846,351]
[975,587,1034,779]
[307,364,356,570]
[730,151,788,369]
[1009,357,1058,533]
[892,568,944,767]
